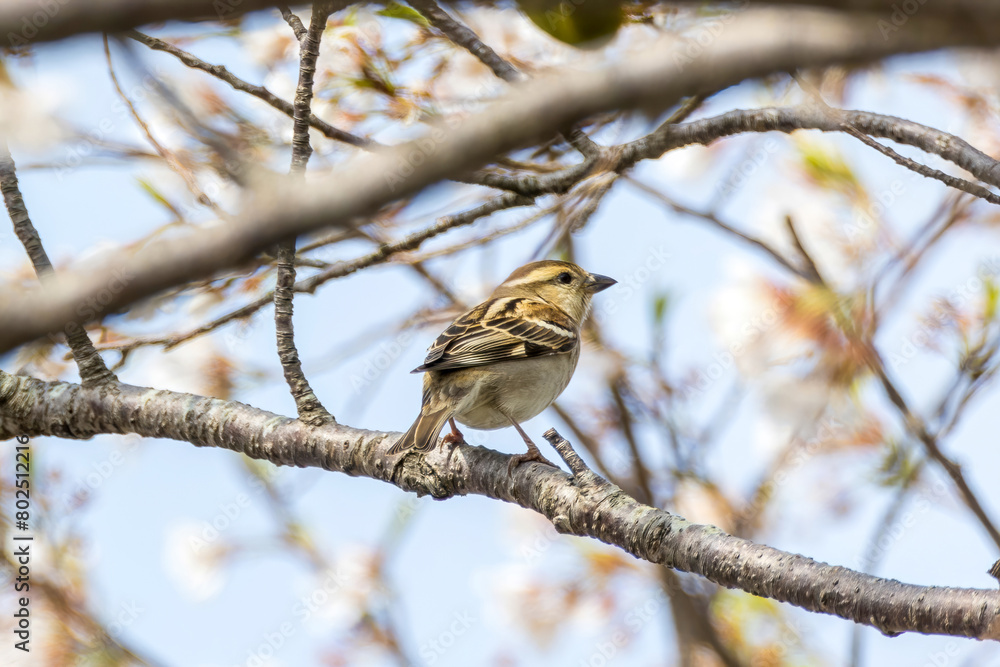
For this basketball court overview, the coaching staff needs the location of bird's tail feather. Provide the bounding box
[388,408,452,455]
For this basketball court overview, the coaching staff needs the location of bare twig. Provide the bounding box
[784,214,826,284]
[543,428,593,477]
[92,191,533,354]
[871,193,969,327]
[407,0,600,156]
[625,176,808,279]
[550,402,614,479]
[842,124,1000,206]
[278,5,307,41]
[870,359,1000,551]
[408,0,519,83]
[649,93,708,138]
[126,29,375,149]
[103,35,223,217]
[274,2,336,427]
[619,106,1000,190]
[0,144,116,386]
[609,377,656,505]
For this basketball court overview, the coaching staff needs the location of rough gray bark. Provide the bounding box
[619,106,1000,189]
[1,369,998,641]
[273,3,336,427]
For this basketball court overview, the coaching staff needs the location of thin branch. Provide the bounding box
[869,358,1000,551]
[103,34,223,217]
[403,200,552,263]
[0,144,116,386]
[278,5,307,41]
[646,93,709,142]
[126,29,375,149]
[870,193,969,327]
[609,378,656,505]
[408,0,519,83]
[550,402,614,479]
[127,26,589,197]
[3,370,999,642]
[92,191,533,354]
[842,124,1000,206]
[274,1,335,427]
[784,214,826,284]
[407,0,600,156]
[625,176,809,279]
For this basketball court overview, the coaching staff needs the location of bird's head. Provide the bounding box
[493,260,617,322]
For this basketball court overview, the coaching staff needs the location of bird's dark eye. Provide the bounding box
[556,272,573,285]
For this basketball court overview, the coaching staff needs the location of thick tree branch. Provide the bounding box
[2,0,998,48]
[273,2,336,427]
[1,369,998,641]
[5,10,1000,351]
[0,145,116,386]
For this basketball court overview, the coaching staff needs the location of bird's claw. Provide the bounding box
[507,448,558,477]
[442,431,466,447]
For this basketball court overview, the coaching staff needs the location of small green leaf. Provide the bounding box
[983,276,998,322]
[875,438,918,488]
[136,177,183,220]
[795,137,859,196]
[652,291,671,323]
[377,1,430,27]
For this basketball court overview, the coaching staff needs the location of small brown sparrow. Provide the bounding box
[388,260,616,473]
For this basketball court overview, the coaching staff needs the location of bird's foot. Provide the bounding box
[507,444,558,477]
[443,418,467,447]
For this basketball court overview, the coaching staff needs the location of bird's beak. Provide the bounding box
[585,273,617,294]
